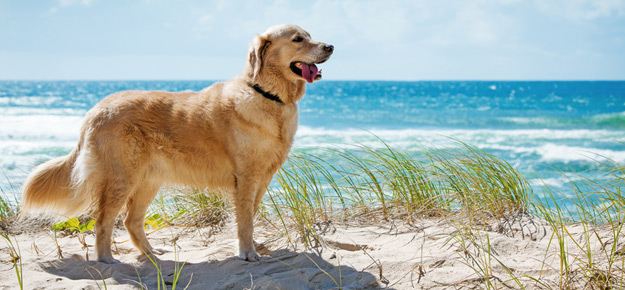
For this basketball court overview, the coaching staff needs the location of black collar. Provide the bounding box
[249,83,283,104]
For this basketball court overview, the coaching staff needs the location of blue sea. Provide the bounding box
[1,80,624,206]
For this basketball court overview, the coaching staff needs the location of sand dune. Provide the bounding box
[1,214,623,289]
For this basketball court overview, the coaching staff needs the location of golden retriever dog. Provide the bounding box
[20,24,333,263]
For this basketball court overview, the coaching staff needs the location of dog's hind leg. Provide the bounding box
[124,182,164,256]
[94,179,134,264]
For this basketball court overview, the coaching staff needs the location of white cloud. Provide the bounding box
[47,0,93,14]
[423,2,503,47]
[535,0,625,20]
[59,0,93,6]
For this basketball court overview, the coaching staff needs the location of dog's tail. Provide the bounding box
[19,147,91,219]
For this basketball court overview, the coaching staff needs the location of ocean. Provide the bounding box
[1,80,624,206]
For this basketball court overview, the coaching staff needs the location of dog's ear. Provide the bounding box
[248,35,271,81]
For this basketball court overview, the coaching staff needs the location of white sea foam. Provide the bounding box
[0,96,63,106]
[478,143,625,163]
[296,126,622,140]
[0,114,82,191]
[295,126,624,148]
[0,115,83,141]
[528,177,565,188]
[295,126,625,164]
[0,107,87,116]
[536,143,625,163]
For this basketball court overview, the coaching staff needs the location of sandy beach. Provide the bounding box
[1,212,623,289]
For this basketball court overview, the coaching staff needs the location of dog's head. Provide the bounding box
[247,24,333,84]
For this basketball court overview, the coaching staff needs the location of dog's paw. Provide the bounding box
[238,250,261,262]
[150,247,169,255]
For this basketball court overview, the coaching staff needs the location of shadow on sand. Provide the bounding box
[41,249,382,289]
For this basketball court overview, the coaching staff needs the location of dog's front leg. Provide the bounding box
[233,176,261,261]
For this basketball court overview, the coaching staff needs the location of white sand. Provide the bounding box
[1,214,623,289]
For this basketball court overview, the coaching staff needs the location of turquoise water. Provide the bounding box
[1,80,624,203]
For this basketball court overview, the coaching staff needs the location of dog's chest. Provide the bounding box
[230,104,298,165]
[281,106,298,144]
[260,108,298,154]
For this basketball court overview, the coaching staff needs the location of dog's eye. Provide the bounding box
[292,36,304,42]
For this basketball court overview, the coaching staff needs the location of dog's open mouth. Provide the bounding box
[290,62,323,83]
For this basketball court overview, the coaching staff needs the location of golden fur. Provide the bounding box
[20,24,333,263]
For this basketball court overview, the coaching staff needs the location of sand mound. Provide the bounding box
[1,215,623,289]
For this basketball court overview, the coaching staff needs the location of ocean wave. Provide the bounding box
[536,143,625,163]
[295,126,624,146]
[480,143,625,163]
[0,107,87,116]
[295,127,625,164]
[0,96,64,106]
[500,112,625,129]
[0,115,83,141]
[528,177,566,189]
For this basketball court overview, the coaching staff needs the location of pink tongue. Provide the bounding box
[301,63,318,83]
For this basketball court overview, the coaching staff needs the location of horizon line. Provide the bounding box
[1,79,624,82]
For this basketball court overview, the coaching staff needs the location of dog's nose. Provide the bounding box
[324,44,334,53]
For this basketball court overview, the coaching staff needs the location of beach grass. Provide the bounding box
[0,173,20,231]
[265,140,624,288]
[146,187,230,229]
[1,138,624,288]
[267,140,532,245]
[142,237,191,290]
[1,231,23,290]
[528,160,625,289]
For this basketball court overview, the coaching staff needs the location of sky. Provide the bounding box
[1,0,624,80]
